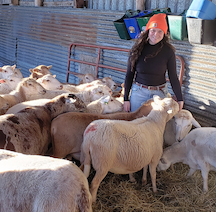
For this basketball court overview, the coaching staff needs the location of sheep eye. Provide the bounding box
[111,99,113,102]
[46,80,50,82]
[4,70,7,73]
[99,91,102,94]
[10,80,13,82]
[160,158,166,164]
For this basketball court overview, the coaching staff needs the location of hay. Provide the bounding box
[90,163,216,212]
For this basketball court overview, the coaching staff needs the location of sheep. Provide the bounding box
[29,65,53,79]
[164,109,201,146]
[86,95,123,114]
[13,67,23,78]
[36,74,63,90]
[80,95,179,202]
[0,78,47,115]
[0,77,22,94]
[51,99,200,165]
[0,65,16,79]
[73,72,117,90]
[0,93,87,155]
[51,98,153,161]
[0,149,92,212]
[6,95,123,115]
[73,72,96,84]
[100,76,118,91]
[6,99,51,114]
[157,127,216,192]
[0,79,11,94]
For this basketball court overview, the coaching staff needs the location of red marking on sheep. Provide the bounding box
[84,124,97,136]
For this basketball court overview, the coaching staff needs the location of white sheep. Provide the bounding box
[6,95,123,115]
[73,72,96,84]
[86,95,123,114]
[0,149,92,212]
[157,127,216,192]
[36,74,63,90]
[0,65,16,79]
[0,78,46,115]
[80,95,179,202]
[51,98,153,161]
[73,72,117,90]
[164,109,201,146]
[29,65,53,79]
[0,77,22,94]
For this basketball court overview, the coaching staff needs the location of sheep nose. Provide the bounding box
[59,85,63,90]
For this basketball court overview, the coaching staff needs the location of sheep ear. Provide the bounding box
[167,109,173,114]
[53,75,56,78]
[100,95,110,104]
[47,65,52,70]
[167,93,172,98]
[153,95,160,104]
[192,117,201,128]
[12,64,16,70]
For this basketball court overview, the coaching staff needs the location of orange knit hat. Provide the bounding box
[146,13,168,34]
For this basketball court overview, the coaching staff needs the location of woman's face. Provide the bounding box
[148,28,164,45]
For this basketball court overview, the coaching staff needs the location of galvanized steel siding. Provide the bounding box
[0,6,216,127]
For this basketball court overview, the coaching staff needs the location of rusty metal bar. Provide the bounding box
[66,42,184,86]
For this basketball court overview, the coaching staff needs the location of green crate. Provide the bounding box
[168,15,188,40]
[113,15,131,40]
[137,16,151,31]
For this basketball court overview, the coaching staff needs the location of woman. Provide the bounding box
[123,13,184,112]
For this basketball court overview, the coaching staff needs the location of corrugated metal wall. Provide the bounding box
[0,5,216,127]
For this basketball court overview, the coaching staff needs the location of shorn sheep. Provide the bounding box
[80,95,179,202]
[0,93,87,155]
[6,95,123,115]
[0,149,92,212]
[51,99,153,160]
[157,127,216,193]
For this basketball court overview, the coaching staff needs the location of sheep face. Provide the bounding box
[37,74,63,90]
[19,78,46,96]
[29,65,53,79]
[0,65,16,79]
[101,76,118,91]
[49,93,87,114]
[174,110,201,141]
[152,95,179,118]
[100,95,123,114]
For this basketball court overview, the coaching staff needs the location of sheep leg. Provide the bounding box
[90,170,108,203]
[200,162,210,192]
[187,168,196,177]
[148,162,158,193]
[129,173,136,183]
[142,165,148,186]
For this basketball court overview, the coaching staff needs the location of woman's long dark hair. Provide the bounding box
[129,30,175,72]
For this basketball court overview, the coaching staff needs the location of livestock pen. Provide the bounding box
[1,1,216,211]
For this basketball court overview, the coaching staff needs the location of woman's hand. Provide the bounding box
[123,101,131,112]
[178,101,184,111]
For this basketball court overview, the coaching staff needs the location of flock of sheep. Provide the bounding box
[0,64,216,211]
